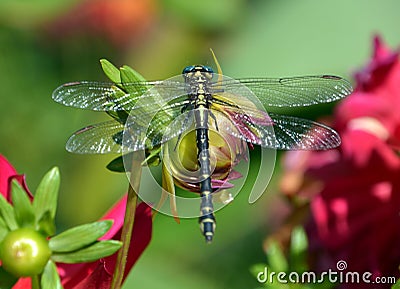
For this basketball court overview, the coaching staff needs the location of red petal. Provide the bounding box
[103,202,152,280]
[0,154,17,198]
[73,261,112,289]
[12,278,31,289]
[100,194,128,240]
[60,200,152,289]
[354,35,400,93]
[0,154,33,201]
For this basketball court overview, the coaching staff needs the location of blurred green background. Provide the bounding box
[1,0,400,288]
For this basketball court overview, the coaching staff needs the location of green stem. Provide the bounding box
[31,274,40,289]
[110,153,142,289]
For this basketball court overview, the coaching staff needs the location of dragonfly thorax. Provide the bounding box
[182,65,214,108]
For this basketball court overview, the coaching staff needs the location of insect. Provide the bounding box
[52,64,352,242]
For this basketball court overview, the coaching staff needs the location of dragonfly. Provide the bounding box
[52,65,352,242]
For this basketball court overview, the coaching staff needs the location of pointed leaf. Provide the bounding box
[51,240,122,263]
[120,65,147,82]
[0,194,17,230]
[33,167,60,222]
[37,211,56,236]
[0,266,19,289]
[290,226,308,255]
[107,155,126,173]
[289,226,308,271]
[106,150,163,173]
[162,158,179,223]
[41,261,62,289]
[249,263,267,278]
[0,217,9,242]
[100,59,121,83]
[11,180,35,228]
[144,147,162,167]
[106,109,129,124]
[120,65,148,94]
[266,241,288,272]
[49,220,113,252]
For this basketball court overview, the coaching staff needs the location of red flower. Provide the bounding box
[0,155,32,201]
[280,36,400,287]
[47,0,157,47]
[0,154,152,289]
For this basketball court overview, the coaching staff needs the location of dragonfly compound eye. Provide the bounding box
[202,66,214,73]
[182,65,196,74]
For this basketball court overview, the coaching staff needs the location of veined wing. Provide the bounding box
[52,80,188,111]
[66,103,191,154]
[212,75,352,108]
[66,121,125,154]
[221,111,341,150]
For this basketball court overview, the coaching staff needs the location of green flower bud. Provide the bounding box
[171,114,246,192]
[0,228,51,277]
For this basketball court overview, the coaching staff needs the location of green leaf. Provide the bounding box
[0,266,18,289]
[51,240,122,264]
[107,149,161,173]
[249,263,267,278]
[100,59,121,83]
[11,180,35,228]
[37,211,56,236]
[290,226,308,254]
[289,226,308,271]
[106,109,129,124]
[144,147,162,167]
[266,241,288,272]
[102,86,128,111]
[0,194,17,230]
[107,155,126,173]
[33,167,60,222]
[120,65,147,82]
[41,260,62,289]
[0,217,8,242]
[49,220,113,253]
[393,278,400,289]
[120,65,149,94]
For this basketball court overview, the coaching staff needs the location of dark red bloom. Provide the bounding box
[280,36,400,287]
[0,155,32,201]
[0,154,152,289]
[47,0,157,47]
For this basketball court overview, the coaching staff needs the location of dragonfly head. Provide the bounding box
[182,65,214,80]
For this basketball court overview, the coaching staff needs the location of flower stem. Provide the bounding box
[31,275,40,289]
[110,153,143,289]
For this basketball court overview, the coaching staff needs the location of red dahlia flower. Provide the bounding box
[47,0,156,47]
[280,35,400,287]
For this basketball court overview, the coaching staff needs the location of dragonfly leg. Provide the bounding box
[209,110,219,131]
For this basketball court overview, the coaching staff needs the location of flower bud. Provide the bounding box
[170,115,246,192]
[0,228,51,277]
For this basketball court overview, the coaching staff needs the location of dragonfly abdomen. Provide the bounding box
[183,65,217,243]
[194,107,216,243]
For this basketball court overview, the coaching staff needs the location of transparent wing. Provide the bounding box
[221,111,341,150]
[66,121,126,154]
[212,75,353,108]
[124,100,193,151]
[52,80,188,111]
[67,102,192,154]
